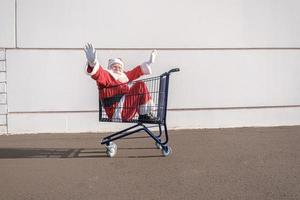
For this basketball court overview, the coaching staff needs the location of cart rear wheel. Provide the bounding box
[105,142,117,157]
[162,146,172,156]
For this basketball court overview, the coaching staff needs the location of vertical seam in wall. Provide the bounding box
[15,0,17,48]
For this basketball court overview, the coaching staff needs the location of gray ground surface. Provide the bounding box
[0,126,299,200]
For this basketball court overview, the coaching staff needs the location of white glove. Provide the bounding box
[147,50,157,65]
[141,50,157,75]
[84,43,98,67]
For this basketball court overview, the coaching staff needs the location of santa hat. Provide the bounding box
[108,58,124,70]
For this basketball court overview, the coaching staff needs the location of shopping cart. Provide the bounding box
[99,68,180,157]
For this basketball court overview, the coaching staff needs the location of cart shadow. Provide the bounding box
[119,135,151,140]
[0,147,164,159]
[0,148,107,159]
[119,147,157,150]
[125,155,164,158]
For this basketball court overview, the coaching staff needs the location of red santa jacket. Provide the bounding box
[86,63,151,119]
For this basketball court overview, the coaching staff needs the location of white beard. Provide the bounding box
[105,69,129,83]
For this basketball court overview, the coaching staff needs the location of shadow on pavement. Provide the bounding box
[0,148,107,159]
[0,147,164,159]
[119,136,150,140]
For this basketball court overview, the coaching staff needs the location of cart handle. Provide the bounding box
[168,68,180,74]
[161,68,180,76]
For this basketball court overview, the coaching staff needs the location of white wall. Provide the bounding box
[0,0,15,48]
[16,0,300,48]
[1,0,300,134]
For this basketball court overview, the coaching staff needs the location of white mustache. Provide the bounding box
[113,70,123,74]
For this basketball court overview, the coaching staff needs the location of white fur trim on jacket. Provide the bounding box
[86,61,99,76]
[141,62,152,75]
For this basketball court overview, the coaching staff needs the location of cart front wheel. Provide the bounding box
[105,142,117,157]
[162,146,172,156]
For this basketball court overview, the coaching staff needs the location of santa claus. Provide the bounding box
[84,43,157,122]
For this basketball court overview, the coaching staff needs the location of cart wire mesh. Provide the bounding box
[98,74,168,124]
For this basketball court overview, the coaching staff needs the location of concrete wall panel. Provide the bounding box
[17,0,300,48]
[7,49,300,113]
[0,0,15,48]
[7,107,300,134]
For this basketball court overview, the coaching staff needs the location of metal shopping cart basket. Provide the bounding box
[99,68,180,157]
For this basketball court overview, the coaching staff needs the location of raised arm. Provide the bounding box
[84,43,98,67]
[126,50,158,81]
[141,50,157,75]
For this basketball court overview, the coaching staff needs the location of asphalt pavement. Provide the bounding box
[0,126,299,200]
